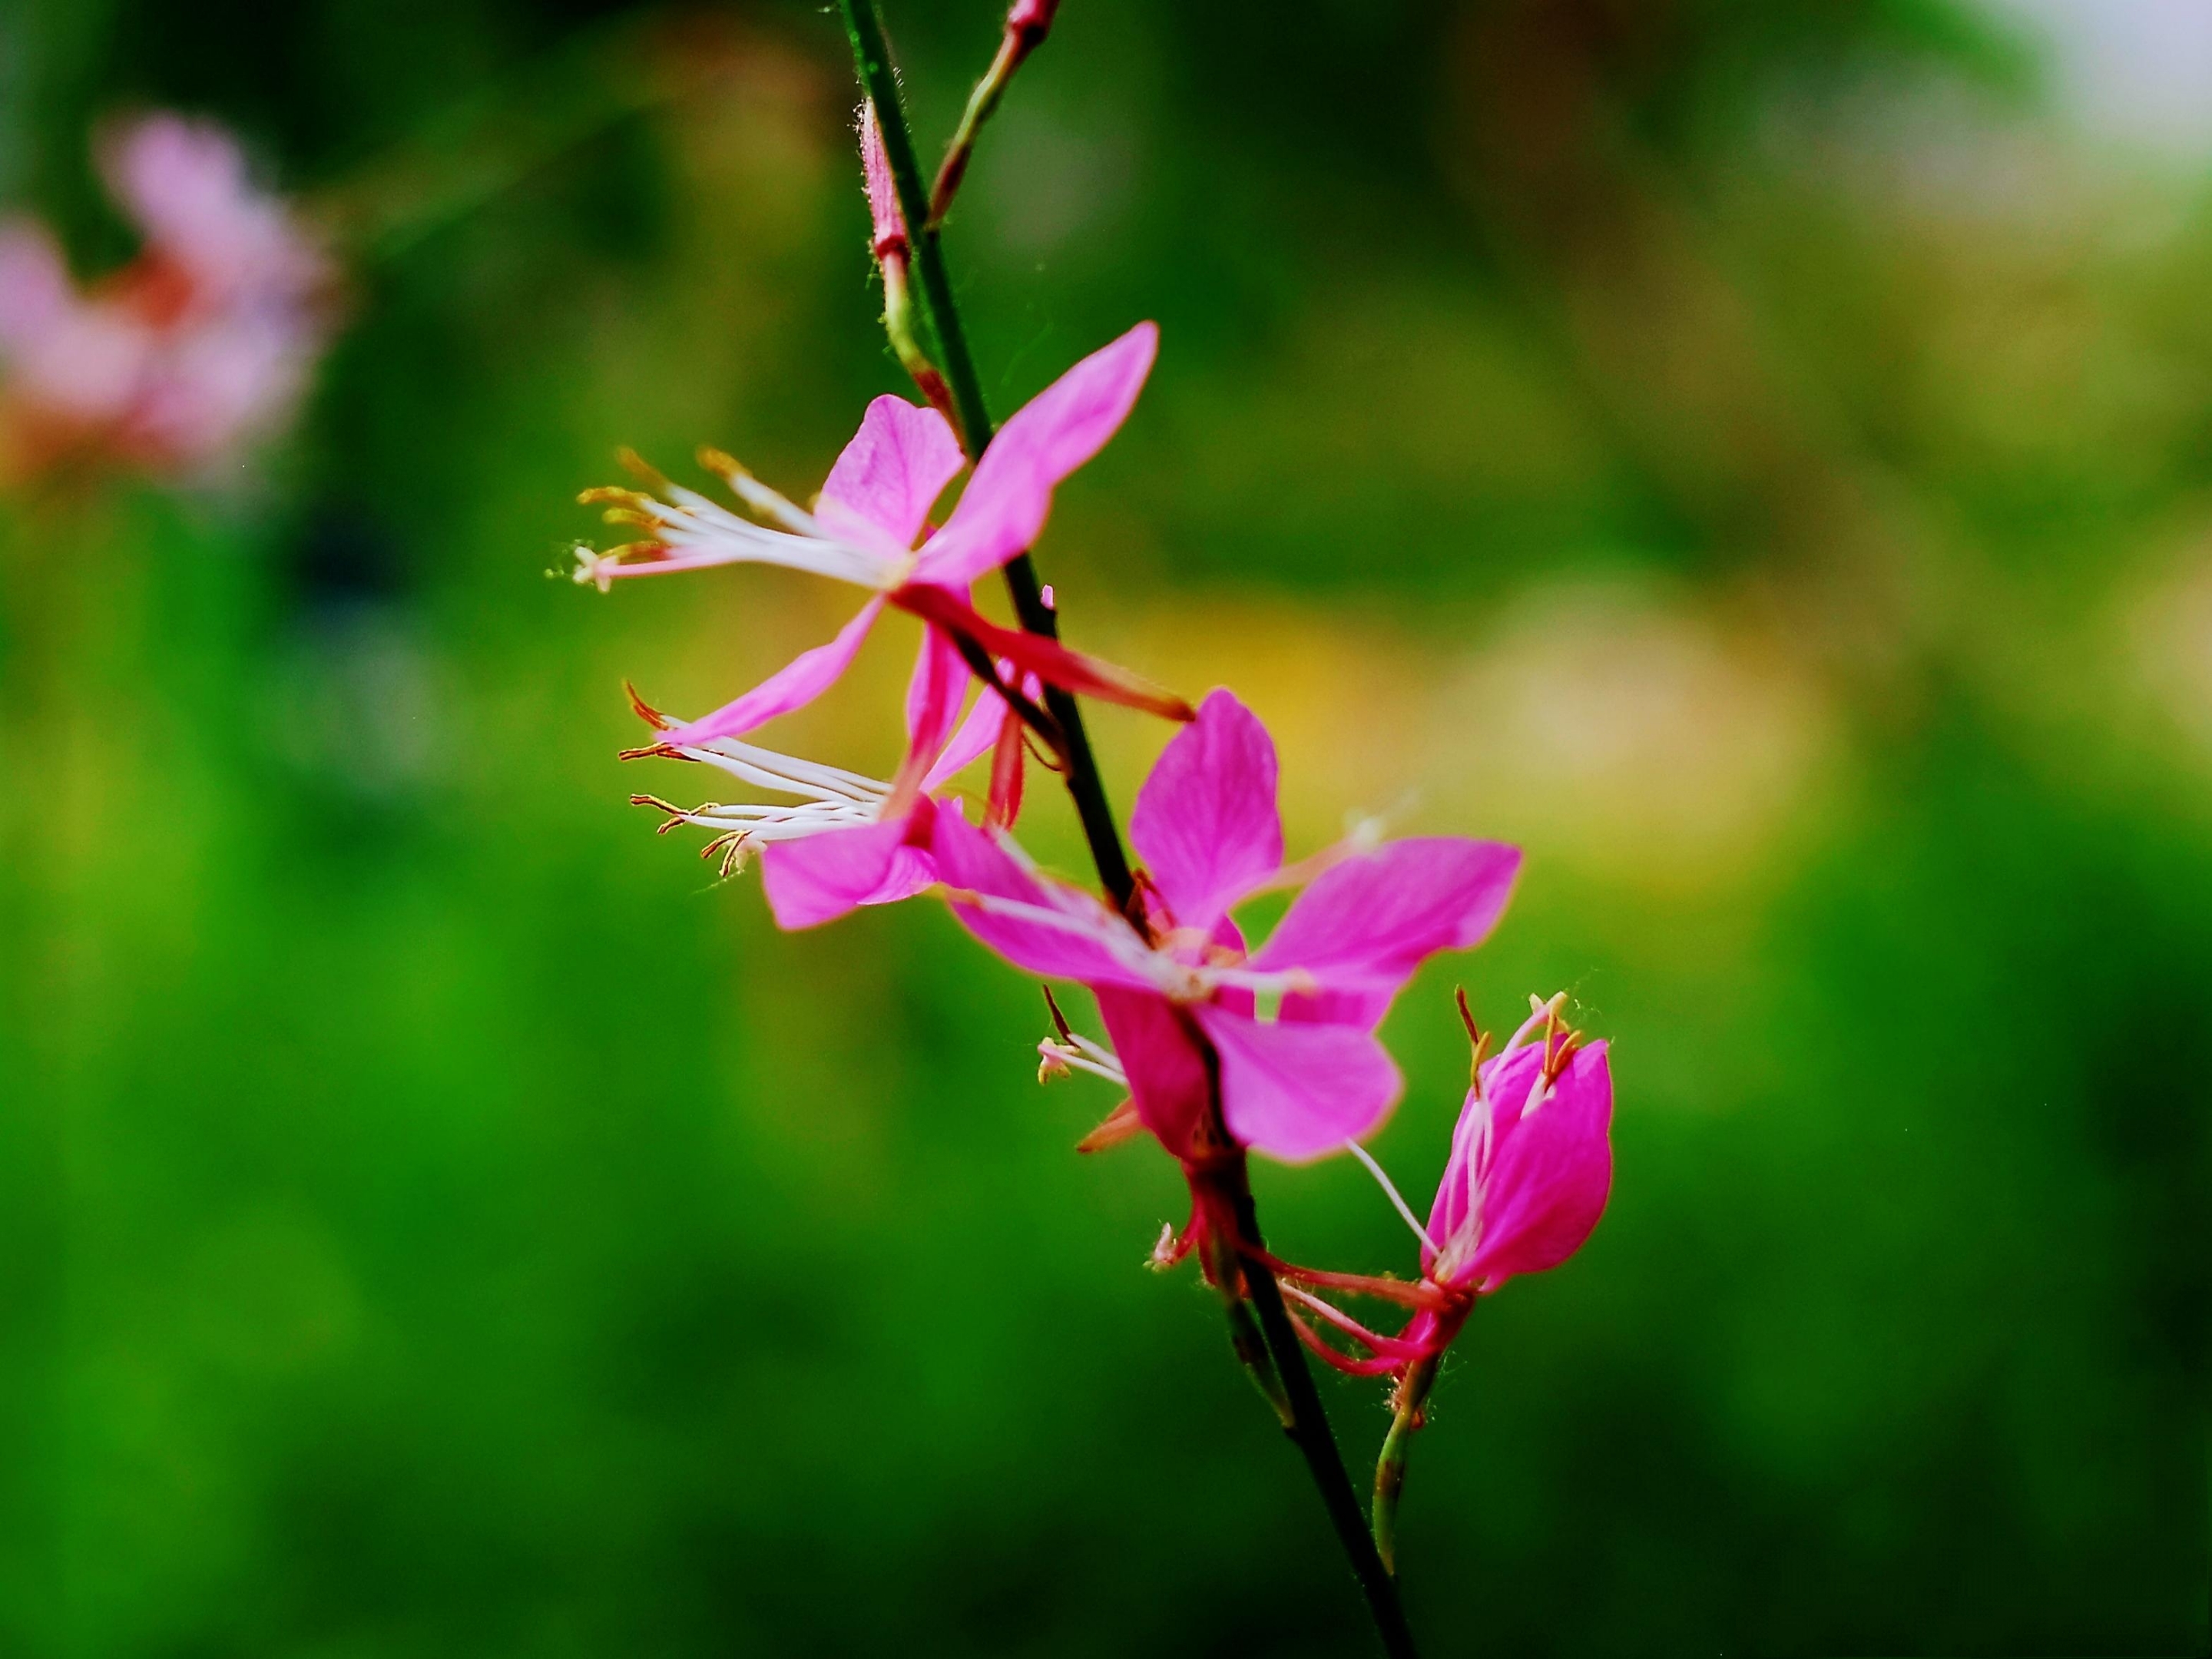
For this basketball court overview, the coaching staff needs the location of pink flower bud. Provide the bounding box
[1007,0,1060,38]
[857,103,906,258]
[1425,1034,1613,1294]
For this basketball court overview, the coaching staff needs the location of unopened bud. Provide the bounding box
[1007,0,1060,39]
[857,103,907,259]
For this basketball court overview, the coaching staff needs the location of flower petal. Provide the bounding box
[1250,838,1521,1021]
[892,581,1193,722]
[923,687,1005,786]
[985,707,1027,828]
[1452,1041,1614,1289]
[0,223,72,347]
[913,322,1157,586]
[816,395,965,552]
[760,806,935,930]
[1130,688,1282,933]
[1193,1005,1402,1163]
[661,597,884,748]
[1094,986,1214,1161]
[903,621,972,763]
[929,807,1153,989]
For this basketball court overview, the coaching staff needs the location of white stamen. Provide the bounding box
[641,732,897,855]
[585,463,909,590]
[1343,1139,1441,1257]
[717,469,824,536]
[1498,992,1566,1063]
[945,883,1322,1007]
[681,740,891,803]
[1065,1031,1121,1071]
[1038,1040,1128,1088]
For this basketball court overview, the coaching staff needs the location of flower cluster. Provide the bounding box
[0,114,335,483]
[573,28,1619,1616]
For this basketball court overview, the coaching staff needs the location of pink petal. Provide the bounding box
[922,684,1011,791]
[816,395,965,552]
[985,712,1027,829]
[661,597,884,747]
[760,806,936,930]
[892,581,1192,722]
[1250,838,1521,1020]
[1094,986,1214,1161]
[0,224,72,348]
[912,322,1157,586]
[929,807,1152,990]
[1454,1041,1614,1289]
[101,115,323,302]
[903,621,972,763]
[1192,1006,1402,1163]
[1130,688,1282,933]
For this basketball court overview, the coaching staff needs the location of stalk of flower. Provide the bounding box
[857,104,962,443]
[927,0,1061,230]
[837,0,1144,929]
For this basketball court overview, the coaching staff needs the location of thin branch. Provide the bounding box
[839,0,1140,920]
[929,0,1061,228]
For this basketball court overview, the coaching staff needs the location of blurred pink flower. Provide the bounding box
[575,323,1186,743]
[936,689,1521,1164]
[0,113,335,481]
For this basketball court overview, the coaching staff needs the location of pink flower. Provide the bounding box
[1376,1002,1614,1370]
[1267,995,1614,1381]
[0,114,333,481]
[628,641,1033,931]
[1424,1007,1614,1296]
[934,690,1521,1163]
[575,323,1186,747]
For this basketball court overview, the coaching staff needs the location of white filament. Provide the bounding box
[1343,1139,1442,1257]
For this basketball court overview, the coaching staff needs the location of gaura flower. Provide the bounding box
[0,113,333,482]
[1300,995,1612,1568]
[935,689,1521,1164]
[628,635,1036,930]
[573,322,1187,751]
[1271,995,1614,1381]
[1422,1004,1614,1300]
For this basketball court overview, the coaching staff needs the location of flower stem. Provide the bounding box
[1224,1159,1422,1657]
[837,9,1421,1653]
[928,1,1058,229]
[1373,1352,1439,1575]
[839,0,1137,920]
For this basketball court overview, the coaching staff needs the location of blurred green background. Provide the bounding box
[2,0,2206,1653]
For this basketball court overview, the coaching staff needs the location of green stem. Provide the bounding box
[1374,1353,1439,1575]
[1225,1161,1422,1657]
[928,8,1053,230]
[839,0,1137,919]
[837,8,1420,1654]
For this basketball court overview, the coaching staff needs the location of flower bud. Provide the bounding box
[1007,0,1060,40]
[857,103,906,260]
[1426,1035,1612,1293]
